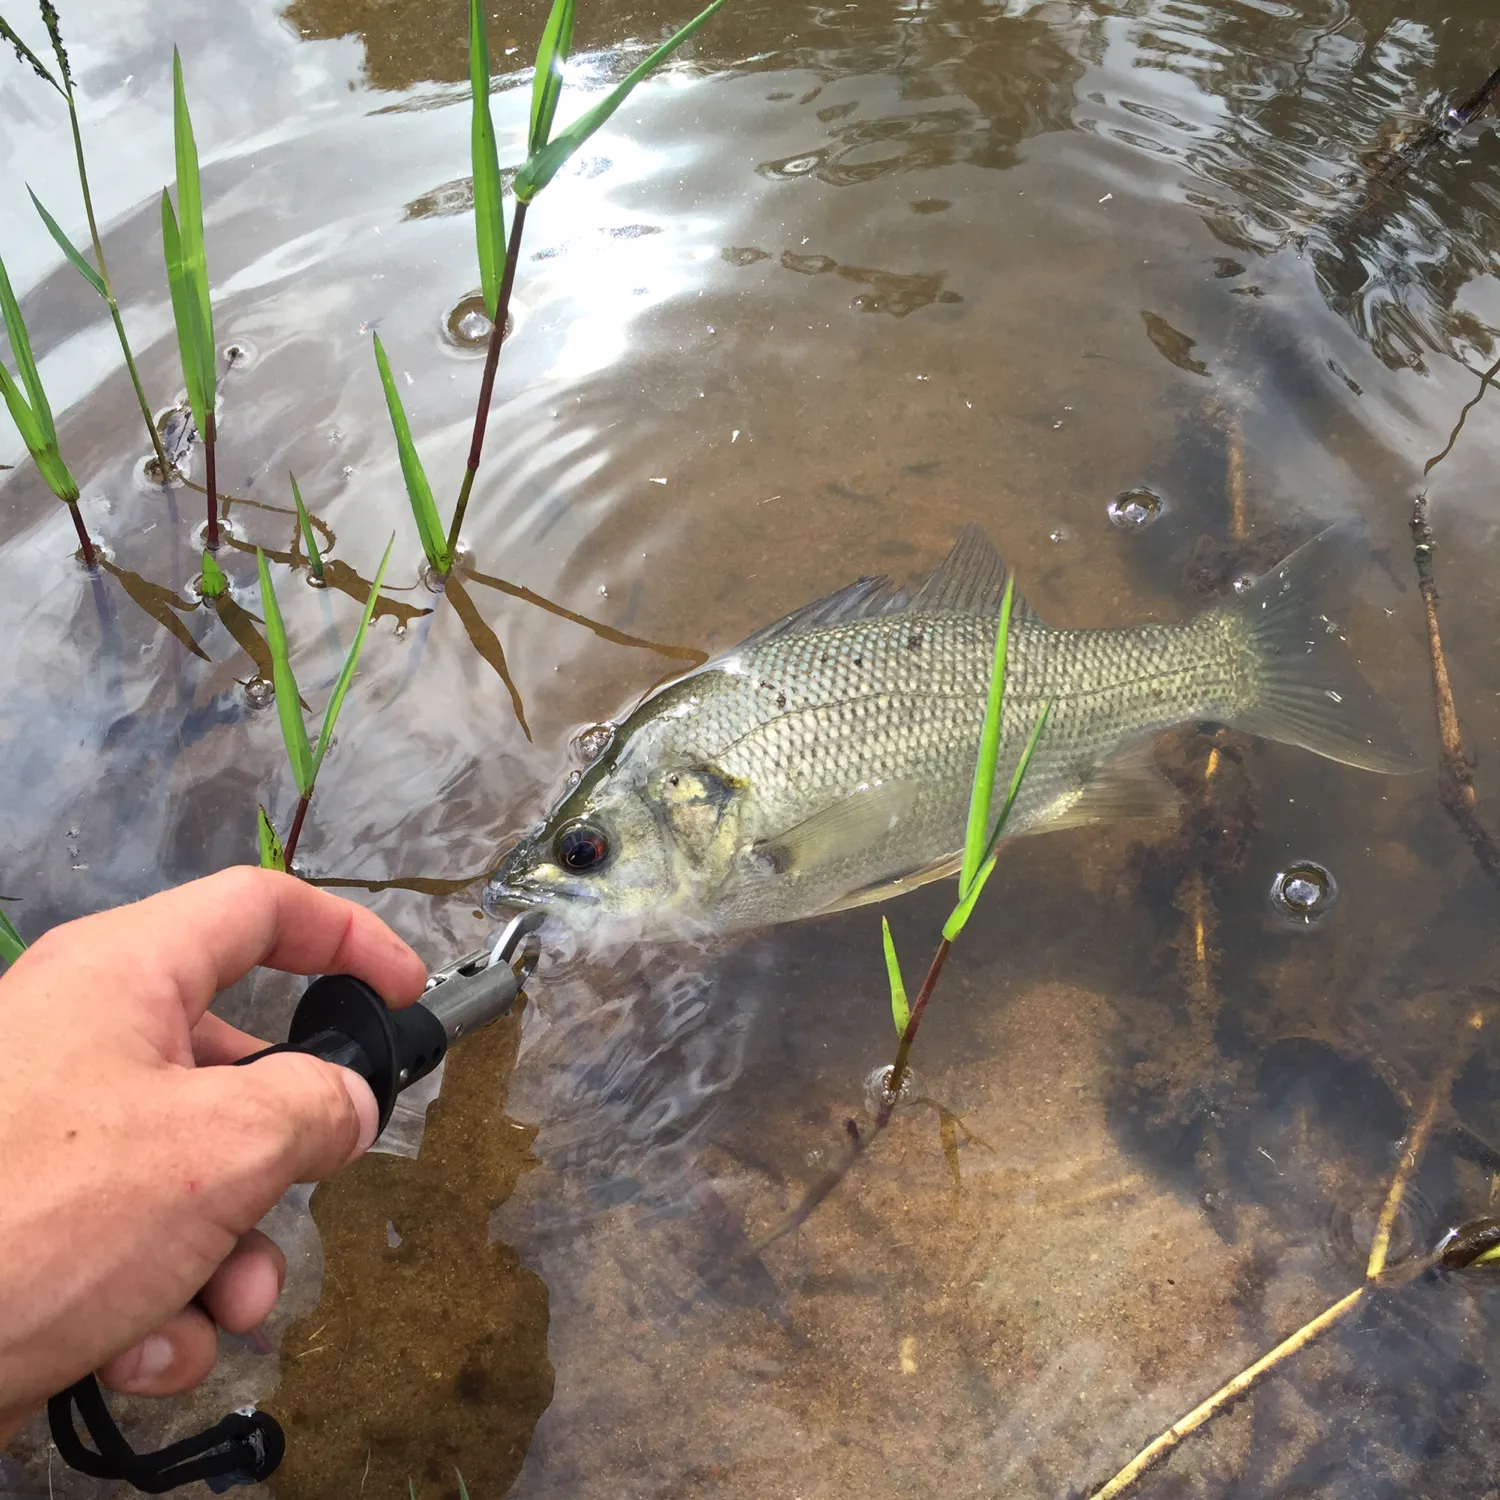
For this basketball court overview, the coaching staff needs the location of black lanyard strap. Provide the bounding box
[48,1374,284,1493]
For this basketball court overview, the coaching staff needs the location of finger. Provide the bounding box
[199,1230,286,1334]
[97,1305,219,1398]
[24,867,426,1027]
[192,1013,266,1066]
[187,1052,379,1227]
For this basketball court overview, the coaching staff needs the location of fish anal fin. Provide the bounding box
[753,780,921,875]
[1044,738,1182,832]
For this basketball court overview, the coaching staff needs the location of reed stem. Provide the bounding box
[62,86,170,477]
[66,499,96,568]
[283,792,311,870]
[204,416,219,550]
[447,201,528,561]
[877,937,951,1127]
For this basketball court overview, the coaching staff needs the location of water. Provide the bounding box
[3,0,1500,1495]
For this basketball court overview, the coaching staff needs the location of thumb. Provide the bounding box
[188,1054,379,1229]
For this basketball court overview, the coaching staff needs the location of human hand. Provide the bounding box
[0,867,427,1445]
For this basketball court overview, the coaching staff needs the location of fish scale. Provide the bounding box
[490,525,1414,932]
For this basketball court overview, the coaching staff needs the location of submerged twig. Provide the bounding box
[1088,1030,1479,1499]
[1409,494,1500,884]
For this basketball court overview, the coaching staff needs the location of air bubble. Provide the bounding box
[222,340,257,369]
[1107,487,1165,530]
[1270,860,1337,925]
[1232,573,1256,594]
[244,677,274,710]
[442,294,510,351]
[571,723,615,762]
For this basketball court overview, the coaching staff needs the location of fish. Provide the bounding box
[487,524,1415,933]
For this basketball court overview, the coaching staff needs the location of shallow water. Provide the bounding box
[4,0,1500,1495]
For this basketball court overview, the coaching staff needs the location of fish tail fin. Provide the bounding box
[1216,522,1418,773]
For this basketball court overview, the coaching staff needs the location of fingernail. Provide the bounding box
[338,1069,379,1161]
[136,1334,175,1380]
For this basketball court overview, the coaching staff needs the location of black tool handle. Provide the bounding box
[235,975,449,1134]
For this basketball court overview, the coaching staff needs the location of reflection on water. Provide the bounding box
[5,0,1500,1494]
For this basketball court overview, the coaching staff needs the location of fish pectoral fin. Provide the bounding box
[813,852,964,917]
[752,780,922,876]
[1042,739,1182,831]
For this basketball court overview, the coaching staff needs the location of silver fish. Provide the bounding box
[489,525,1414,932]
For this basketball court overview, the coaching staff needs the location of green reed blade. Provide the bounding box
[257,804,286,872]
[0,362,76,499]
[28,188,106,298]
[310,534,393,783]
[943,699,1051,942]
[288,472,324,580]
[958,575,1014,895]
[0,362,44,454]
[513,0,727,202]
[0,902,25,964]
[171,48,214,410]
[372,333,450,573]
[256,547,314,796]
[528,0,575,154]
[0,245,57,445]
[468,0,506,320]
[881,916,909,1036]
[200,547,227,599]
[0,11,62,91]
[455,1474,471,1500]
[161,193,211,438]
[0,270,79,504]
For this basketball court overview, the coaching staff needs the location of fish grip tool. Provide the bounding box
[46,910,545,1494]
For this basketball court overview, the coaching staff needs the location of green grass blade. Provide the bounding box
[256,547,314,796]
[310,534,393,782]
[958,575,1015,895]
[0,342,79,501]
[513,0,727,202]
[257,804,286,871]
[289,472,324,580]
[943,700,1051,942]
[0,361,44,451]
[455,1473,471,1500]
[881,916,909,1036]
[528,0,576,154]
[468,0,506,319]
[171,48,214,413]
[0,12,62,91]
[0,902,25,964]
[29,188,106,298]
[372,333,450,573]
[0,246,57,445]
[161,193,210,437]
[200,547,227,599]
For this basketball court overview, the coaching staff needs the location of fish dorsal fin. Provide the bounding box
[751,780,921,875]
[732,575,910,655]
[729,528,1035,657]
[909,524,1033,618]
[1041,738,1182,832]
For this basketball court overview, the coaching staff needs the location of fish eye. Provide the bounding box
[555,822,610,873]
